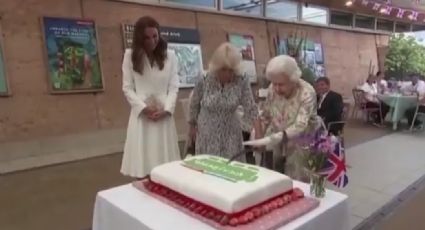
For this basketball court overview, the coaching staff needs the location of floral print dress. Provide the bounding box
[261,79,319,180]
[189,75,258,162]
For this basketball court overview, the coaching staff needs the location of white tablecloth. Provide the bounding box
[92,181,349,230]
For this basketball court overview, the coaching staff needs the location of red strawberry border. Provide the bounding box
[140,177,306,227]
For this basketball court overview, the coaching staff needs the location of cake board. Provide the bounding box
[133,181,320,230]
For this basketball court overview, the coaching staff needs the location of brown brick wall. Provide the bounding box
[0,0,389,143]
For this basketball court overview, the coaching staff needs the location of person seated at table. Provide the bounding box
[404,74,425,129]
[375,71,388,94]
[315,77,344,136]
[359,75,390,125]
[405,74,425,95]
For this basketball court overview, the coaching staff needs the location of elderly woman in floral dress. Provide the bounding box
[255,55,319,180]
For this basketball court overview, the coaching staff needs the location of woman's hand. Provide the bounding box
[141,106,157,117]
[149,109,170,122]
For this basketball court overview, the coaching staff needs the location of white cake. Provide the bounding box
[150,154,293,214]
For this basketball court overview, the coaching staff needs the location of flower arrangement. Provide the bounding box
[295,127,346,198]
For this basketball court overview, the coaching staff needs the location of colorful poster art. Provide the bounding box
[314,43,324,64]
[227,34,257,83]
[122,24,204,88]
[0,25,9,96]
[42,17,103,93]
[276,38,326,79]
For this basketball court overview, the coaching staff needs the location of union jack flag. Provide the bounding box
[320,137,349,188]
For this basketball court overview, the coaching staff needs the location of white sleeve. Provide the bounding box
[122,49,146,115]
[164,51,180,114]
[417,82,425,100]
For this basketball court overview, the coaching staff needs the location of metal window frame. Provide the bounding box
[354,14,376,30]
[300,3,330,25]
[376,18,395,33]
[263,0,300,22]
[329,9,354,27]
[220,0,265,17]
[109,0,395,35]
[160,0,218,10]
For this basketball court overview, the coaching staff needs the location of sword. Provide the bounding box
[227,148,251,164]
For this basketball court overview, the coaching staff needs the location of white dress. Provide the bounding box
[121,49,180,178]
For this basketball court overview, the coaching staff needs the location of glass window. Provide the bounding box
[266,0,298,21]
[355,15,375,29]
[222,0,262,16]
[412,24,425,32]
[301,4,328,25]
[330,11,353,27]
[163,0,216,8]
[395,22,411,32]
[376,19,394,32]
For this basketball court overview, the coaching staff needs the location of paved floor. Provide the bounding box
[2,120,419,230]
[333,131,425,230]
[375,177,425,230]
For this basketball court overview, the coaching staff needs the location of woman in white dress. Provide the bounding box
[121,16,180,178]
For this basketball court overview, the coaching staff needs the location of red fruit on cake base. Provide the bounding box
[252,207,262,217]
[238,215,248,225]
[229,217,239,226]
[220,215,230,225]
[245,211,254,221]
[293,188,305,198]
[276,197,285,207]
[261,204,271,214]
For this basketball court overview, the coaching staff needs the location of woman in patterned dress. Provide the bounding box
[257,55,319,180]
[188,43,260,161]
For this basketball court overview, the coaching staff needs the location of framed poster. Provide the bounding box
[168,43,203,88]
[121,24,204,88]
[314,43,324,64]
[122,23,134,49]
[227,33,257,83]
[0,25,10,96]
[41,17,104,94]
[276,37,326,79]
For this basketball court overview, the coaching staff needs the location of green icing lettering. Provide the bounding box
[183,157,259,183]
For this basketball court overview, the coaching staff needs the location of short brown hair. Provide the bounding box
[316,77,330,85]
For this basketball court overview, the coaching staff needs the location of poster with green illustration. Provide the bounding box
[42,17,103,93]
[0,41,8,95]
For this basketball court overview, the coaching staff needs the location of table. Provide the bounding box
[92,181,349,230]
[377,94,417,130]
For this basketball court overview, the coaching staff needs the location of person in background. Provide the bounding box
[121,16,180,179]
[189,42,260,162]
[376,71,388,94]
[359,75,390,126]
[404,74,425,129]
[406,74,425,95]
[255,55,319,180]
[315,77,344,136]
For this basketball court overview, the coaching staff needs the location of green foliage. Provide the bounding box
[301,67,316,86]
[385,33,425,80]
[286,30,316,86]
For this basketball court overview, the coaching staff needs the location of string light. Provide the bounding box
[345,1,353,7]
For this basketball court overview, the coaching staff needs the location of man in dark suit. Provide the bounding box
[315,77,344,136]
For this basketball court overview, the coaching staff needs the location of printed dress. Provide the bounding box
[261,79,319,180]
[189,75,258,161]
